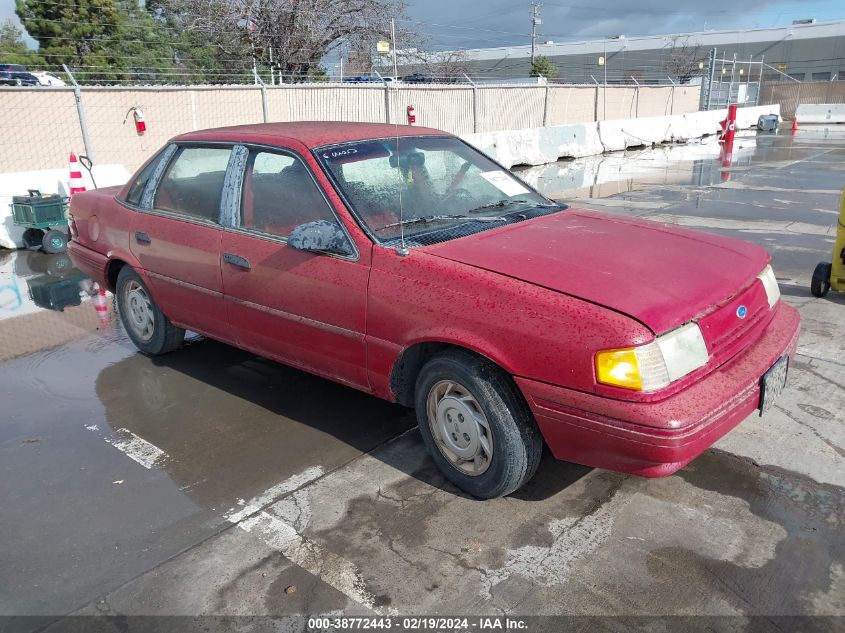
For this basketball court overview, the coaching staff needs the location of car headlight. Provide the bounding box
[757,264,780,308]
[596,322,710,392]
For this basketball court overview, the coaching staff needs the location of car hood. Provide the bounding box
[420,208,769,334]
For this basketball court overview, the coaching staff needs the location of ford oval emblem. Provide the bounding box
[737,305,748,319]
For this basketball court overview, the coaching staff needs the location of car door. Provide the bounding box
[129,144,235,343]
[220,146,370,389]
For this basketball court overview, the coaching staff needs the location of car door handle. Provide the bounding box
[223,252,251,270]
[134,231,151,245]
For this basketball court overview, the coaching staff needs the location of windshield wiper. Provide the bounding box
[377,214,506,232]
[465,199,558,214]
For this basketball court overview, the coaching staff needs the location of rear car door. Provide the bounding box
[220,146,370,389]
[130,144,234,343]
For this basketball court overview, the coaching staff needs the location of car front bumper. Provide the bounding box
[515,302,801,477]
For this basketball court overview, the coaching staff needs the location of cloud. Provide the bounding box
[403,0,838,50]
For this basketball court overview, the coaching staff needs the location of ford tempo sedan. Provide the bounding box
[68,122,800,498]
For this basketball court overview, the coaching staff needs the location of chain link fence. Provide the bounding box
[0,82,701,174]
[757,79,845,121]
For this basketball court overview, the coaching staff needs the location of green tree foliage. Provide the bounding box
[530,55,557,79]
[0,19,44,66]
[15,0,197,83]
[15,0,121,68]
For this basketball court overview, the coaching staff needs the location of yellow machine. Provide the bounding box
[812,186,845,297]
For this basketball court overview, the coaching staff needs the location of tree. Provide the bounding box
[0,19,44,66]
[159,0,411,81]
[529,55,556,80]
[664,36,705,84]
[15,0,122,69]
[401,49,470,83]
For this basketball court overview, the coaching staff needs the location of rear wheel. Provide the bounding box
[41,229,67,254]
[811,262,832,297]
[116,266,185,355]
[414,350,543,499]
[22,228,44,250]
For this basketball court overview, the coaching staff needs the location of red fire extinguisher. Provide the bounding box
[124,106,147,135]
[407,105,416,125]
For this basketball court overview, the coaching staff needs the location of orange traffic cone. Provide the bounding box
[791,117,799,133]
[68,152,86,197]
[93,288,109,326]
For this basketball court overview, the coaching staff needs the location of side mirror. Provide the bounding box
[287,220,355,257]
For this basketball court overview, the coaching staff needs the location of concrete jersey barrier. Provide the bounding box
[795,104,845,124]
[460,104,781,169]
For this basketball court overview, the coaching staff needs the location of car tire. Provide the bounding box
[116,266,185,355]
[811,261,831,297]
[41,229,67,254]
[414,350,543,499]
[22,228,44,250]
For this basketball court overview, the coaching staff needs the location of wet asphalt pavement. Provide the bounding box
[1,128,844,629]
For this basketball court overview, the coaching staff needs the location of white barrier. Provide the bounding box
[795,104,845,124]
[461,104,781,168]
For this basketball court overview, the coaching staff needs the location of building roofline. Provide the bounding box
[450,18,845,62]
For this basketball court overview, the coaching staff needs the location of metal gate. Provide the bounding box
[700,49,765,110]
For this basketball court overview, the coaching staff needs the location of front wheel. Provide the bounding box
[811,261,832,297]
[116,266,185,355]
[414,350,543,499]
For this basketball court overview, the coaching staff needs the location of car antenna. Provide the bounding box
[389,79,409,257]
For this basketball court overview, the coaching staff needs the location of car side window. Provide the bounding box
[153,146,232,221]
[125,153,162,206]
[241,150,337,238]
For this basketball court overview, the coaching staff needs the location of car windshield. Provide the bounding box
[316,135,563,246]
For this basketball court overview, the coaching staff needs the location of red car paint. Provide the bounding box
[68,122,800,477]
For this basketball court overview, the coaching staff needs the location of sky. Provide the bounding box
[403,0,845,50]
[3,0,845,51]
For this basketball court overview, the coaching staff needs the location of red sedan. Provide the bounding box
[68,122,800,498]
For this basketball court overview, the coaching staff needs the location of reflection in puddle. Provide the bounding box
[0,248,118,361]
[515,136,758,201]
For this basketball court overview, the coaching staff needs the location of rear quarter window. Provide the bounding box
[125,153,162,206]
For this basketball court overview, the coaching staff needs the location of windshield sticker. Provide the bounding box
[320,143,391,164]
[479,171,529,197]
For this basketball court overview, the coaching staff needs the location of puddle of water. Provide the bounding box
[516,127,845,202]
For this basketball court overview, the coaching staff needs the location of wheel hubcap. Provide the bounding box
[426,380,493,476]
[124,281,155,341]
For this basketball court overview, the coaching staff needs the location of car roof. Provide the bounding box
[173,121,449,149]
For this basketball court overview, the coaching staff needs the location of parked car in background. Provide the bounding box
[67,122,800,499]
[343,75,388,83]
[400,73,433,83]
[32,71,66,86]
[0,63,39,86]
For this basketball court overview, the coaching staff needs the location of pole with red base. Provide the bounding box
[719,103,738,144]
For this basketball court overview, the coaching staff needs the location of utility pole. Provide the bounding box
[530,3,541,65]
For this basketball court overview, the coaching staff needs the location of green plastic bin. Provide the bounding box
[11,190,68,229]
